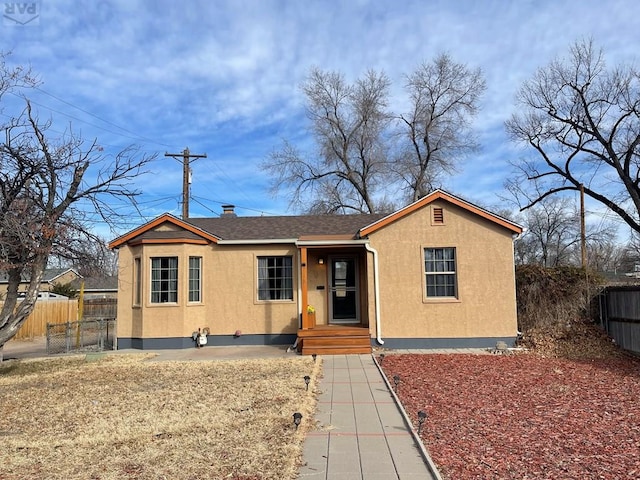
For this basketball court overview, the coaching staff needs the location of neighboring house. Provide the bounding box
[0,268,81,299]
[109,190,523,355]
[70,276,119,300]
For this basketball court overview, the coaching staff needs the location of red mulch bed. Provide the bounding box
[381,353,640,480]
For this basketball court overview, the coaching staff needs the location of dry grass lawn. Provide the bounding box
[0,354,320,480]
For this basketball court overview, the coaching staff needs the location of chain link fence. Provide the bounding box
[46,319,116,354]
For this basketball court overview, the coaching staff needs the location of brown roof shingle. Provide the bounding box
[186,214,387,241]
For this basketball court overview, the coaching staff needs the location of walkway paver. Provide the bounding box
[298,354,440,480]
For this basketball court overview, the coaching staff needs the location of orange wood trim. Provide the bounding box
[359,191,522,236]
[300,247,310,329]
[109,214,219,249]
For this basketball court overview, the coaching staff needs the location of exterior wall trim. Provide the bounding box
[117,334,297,350]
[375,336,517,349]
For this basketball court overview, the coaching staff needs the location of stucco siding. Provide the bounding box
[368,200,518,340]
[116,240,300,342]
[208,244,299,336]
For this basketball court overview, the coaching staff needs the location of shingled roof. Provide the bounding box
[109,190,522,249]
[186,214,387,241]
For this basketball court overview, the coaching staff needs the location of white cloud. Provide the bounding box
[1,0,637,228]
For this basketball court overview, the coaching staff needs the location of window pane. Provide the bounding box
[151,257,178,303]
[258,256,293,300]
[425,248,457,298]
[134,257,141,305]
[189,257,201,302]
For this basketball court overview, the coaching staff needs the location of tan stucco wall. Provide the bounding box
[116,241,300,339]
[115,200,518,343]
[368,200,518,339]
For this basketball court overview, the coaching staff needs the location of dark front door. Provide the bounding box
[329,257,359,324]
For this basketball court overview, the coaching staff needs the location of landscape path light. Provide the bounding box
[304,375,311,391]
[293,412,303,430]
[379,353,385,364]
[417,410,427,435]
[393,374,400,393]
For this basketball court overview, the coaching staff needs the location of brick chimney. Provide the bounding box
[221,204,237,217]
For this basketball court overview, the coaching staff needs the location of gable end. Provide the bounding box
[108,214,219,249]
[359,190,522,237]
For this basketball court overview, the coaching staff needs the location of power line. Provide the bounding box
[191,195,283,217]
[8,90,175,149]
[34,87,148,139]
[0,111,162,155]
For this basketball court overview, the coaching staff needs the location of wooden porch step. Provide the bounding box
[298,328,372,355]
[302,345,372,355]
[302,336,371,347]
[297,326,369,337]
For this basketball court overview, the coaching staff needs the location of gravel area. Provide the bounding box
[381,353,640,480]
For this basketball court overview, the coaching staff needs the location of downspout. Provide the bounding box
[365,243,383,345]
[288,247,303,352]
[512,230,525,339]
[297,247,303,329]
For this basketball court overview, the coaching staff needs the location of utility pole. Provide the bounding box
[164,147,207,219]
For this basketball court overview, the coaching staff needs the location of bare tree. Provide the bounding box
[395,54,486,202]
[514,195,618,267]
[612,231,640,274]
[266,56,486,213]
[48,235,118,278]
[515,197,581,266]
[586,239,626,273]
[266,68,391,214]
[506,39,640,233]
[0,60,154,348]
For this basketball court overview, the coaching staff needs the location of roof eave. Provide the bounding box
[359,189,523,236]
[108,213,221,249]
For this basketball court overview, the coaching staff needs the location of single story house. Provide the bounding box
[70,276,119,300]
[108,190,523,355]
[0,268,81,300]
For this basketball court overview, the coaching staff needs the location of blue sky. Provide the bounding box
[1,0,638,238]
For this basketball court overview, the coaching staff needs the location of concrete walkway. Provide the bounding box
[298,354,441,480]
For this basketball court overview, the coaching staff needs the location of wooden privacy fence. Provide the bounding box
[9,298,117,340]
[600,286,640,355]
[11,300,78,340]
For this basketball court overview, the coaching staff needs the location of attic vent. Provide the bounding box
[433,207,444,224]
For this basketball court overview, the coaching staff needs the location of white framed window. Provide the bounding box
[133,257,142,306]
[188,256,202,303]
[257,256,293,300]
[424,247,457,298]
[151,257,178,303]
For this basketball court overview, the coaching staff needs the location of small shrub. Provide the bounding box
[515,265,617,358]
[50,282,78,299]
